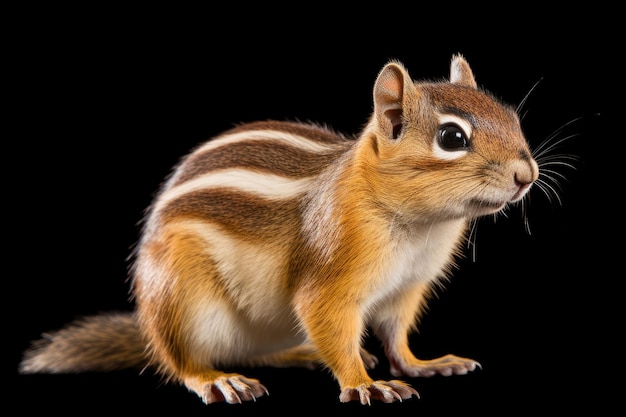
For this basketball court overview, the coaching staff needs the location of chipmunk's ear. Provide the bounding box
[373,60,417,140]
[450,54,477,89]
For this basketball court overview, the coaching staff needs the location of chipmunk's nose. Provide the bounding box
[515,172,532,188]
[514,158,539,186]
[511,158,538,200]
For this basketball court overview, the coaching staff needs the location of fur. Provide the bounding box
[19,54,538,405]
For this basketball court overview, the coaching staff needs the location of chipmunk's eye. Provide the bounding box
[437,124,469,150]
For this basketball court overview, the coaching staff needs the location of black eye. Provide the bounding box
[437,124,469,150]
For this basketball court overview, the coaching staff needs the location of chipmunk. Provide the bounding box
[19,54,539,406]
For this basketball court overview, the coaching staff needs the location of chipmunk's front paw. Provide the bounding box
[339,380,419,405]
[391,354,482,378]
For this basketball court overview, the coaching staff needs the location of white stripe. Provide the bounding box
[195,129,341,155]
[154,168,313,214]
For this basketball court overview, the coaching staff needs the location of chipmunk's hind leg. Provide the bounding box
[248,343,321,369]
[183,343,320,403]
[134,228,272,405]
[247,343,379,371]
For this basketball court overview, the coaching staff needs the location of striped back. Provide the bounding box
[144,120,355,242]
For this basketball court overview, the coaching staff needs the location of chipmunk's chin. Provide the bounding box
[467,184,532,216]
[467,198,507,216]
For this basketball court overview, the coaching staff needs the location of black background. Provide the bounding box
[9,7,614,415]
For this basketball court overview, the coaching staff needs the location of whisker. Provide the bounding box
[531,116,586,156]
[524,212,532,235]
[533,132,582,159]
[534,179,564,206]
[515,195,532,235]
[517,77,544,117]
[466,219,479,262]
[539,167,571,182]
[524,195,532,234]
[536,154,580,163]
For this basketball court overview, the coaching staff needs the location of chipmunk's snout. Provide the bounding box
[511,158,539,201]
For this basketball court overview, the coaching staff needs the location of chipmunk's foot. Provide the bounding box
[390,353,481,378]
[339,380,419,405]
[185,373,269,404]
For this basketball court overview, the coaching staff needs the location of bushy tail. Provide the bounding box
[19,311,149,374]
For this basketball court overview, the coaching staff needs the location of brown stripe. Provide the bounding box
[158,188,302,243]
[424,84,519,134]
[173,140,348,185]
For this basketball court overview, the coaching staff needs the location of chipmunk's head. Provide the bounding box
[366,54,539,222]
